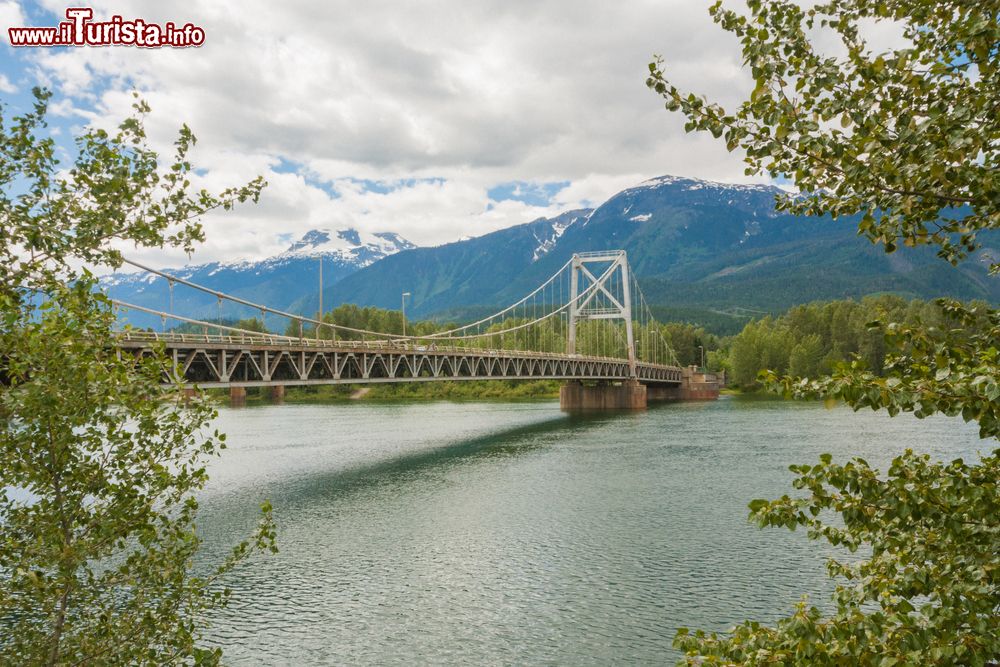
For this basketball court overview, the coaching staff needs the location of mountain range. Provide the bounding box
[104,175,998,333]
[103,228,415,327]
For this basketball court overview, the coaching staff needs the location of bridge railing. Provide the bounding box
[116,329,677,367]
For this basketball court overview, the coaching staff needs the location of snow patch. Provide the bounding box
[280,227,417,267]
[101,227,418,295]
[631,174,780,194]
[636,175,685,188]
[532,216,578,261]
[629,213,651,222]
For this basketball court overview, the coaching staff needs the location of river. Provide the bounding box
[195,396,985,665]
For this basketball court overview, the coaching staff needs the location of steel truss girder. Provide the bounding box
[118,340,683,388]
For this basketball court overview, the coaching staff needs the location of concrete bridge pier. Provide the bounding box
[268,385,285,403]
[646,367,722,402]
[229,386,247,407]
[645,385,681,401]
[560,380,647,411]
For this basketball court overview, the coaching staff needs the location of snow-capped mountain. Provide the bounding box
[103,228,415,328]
[324,174,999,318]
[284,208,593,317]
[284,228,415,264]
[106,174,999,331]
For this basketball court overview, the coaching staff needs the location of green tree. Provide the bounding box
[1,89,274,663]
[787,332,824,378]
[648,0,1000,663]
[235,317,267,333]
[648,0,997,267]
[660,322,718,367]
[728,317,793,388]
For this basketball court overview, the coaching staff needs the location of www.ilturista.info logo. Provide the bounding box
[8,8,205,48]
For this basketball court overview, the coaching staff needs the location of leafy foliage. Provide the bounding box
[769,300,1000,439]
[648,1,1000,664]
[0,89,272,663]
[647,0,999,267]
[676,447,1000,666]
[1,90,265,297]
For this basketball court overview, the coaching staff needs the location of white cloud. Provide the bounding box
[15,0,773,268]
[0,1,25,45]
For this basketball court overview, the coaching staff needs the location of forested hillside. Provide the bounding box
[327,176,1000,318]
[710,296,991,388]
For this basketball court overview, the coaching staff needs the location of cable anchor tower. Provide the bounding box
[567,250,636,376]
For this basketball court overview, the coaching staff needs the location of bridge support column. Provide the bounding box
[268,385,285,403]
[646,385,683,401]
[646,367,722,402]
[560,380,646,411]
[680,366,722,400]
[229,386,247,407]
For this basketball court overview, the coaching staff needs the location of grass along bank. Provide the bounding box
[208,379,562,405]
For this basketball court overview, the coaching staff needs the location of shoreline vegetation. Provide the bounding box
[210,380,564,405]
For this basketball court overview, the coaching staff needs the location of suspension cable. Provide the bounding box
[113,255,617,343]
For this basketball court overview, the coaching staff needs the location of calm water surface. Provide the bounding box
[196,397,985,665]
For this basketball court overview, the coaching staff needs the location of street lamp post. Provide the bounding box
[317,256,323,339]
[401,292,411,337]
[697,345,705,371]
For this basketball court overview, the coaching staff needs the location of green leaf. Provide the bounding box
[748,498,769,512]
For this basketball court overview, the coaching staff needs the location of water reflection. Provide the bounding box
[196,397,983,665]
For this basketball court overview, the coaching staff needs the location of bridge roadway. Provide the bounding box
[117,331,685,388]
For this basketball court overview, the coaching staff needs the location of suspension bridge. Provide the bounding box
[110,250,721,409]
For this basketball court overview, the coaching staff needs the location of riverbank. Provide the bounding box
[720,386,800,400]
[207,380,562,405]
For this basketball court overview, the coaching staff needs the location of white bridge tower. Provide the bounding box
[567,250,636,376]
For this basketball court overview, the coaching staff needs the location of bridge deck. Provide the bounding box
[117,331,684,388]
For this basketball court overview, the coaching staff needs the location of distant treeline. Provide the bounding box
[713,295,992,388]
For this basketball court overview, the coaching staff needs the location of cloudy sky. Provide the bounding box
[1,0,767,268]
